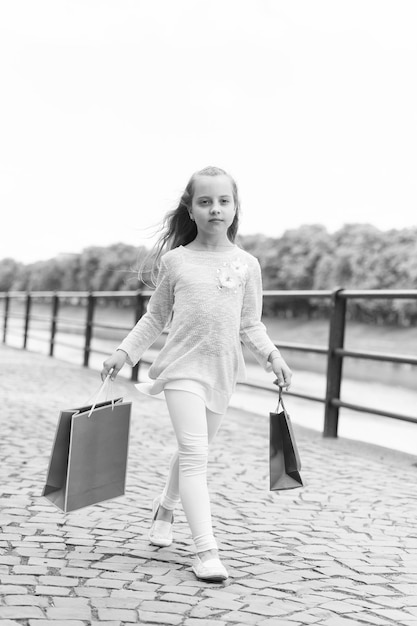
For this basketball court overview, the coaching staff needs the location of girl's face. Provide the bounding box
[190,175,236,238]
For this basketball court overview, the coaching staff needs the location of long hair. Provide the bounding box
[139,166,241,286]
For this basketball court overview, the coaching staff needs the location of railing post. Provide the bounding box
[131,291,144,382]
[23,292,32,349]
[3,293,10,343]
[323,288,346,437]
[49,293,60,357]
[83,293,95,368]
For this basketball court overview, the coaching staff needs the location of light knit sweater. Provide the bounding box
[117,245,277,413]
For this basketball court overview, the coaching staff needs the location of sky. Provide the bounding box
[1,0,416,264]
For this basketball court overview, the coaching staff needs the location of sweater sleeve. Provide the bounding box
[239,258,277,371]
[117,256,174,366]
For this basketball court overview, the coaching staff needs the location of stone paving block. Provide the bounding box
[58,567,98,578]
[220,610,268,624]
[12,566,48,575]
[202,588,247,601]
[3,595,48,608]
[90,561,137,573]
[344,614,392,625]
[188,605,225,619]
[38,575,79,586]
[0,584,29,595]
[353,585,397,596]
[138,610,183,625]
[390,584,417,594]
[85,578,125,589]
[27,557,67,568]
[0,607,45,619]
[34,586,71,596]
[104,571,145,584]
[228,577,270,589]
[138,600,193,614]
[241,603,289,617]
[376,608,417,621]
[199,596,244,611]
[322,617,370,625]
[160,585,200,596]
[63,559,91,568]
[73,587,110,597]
[45,607,92,620]
[98,608,138,623]
[0,558,19,566]
[90,597,142,609]
[261,617,302,626]
[184,619,226,626]
[114,581,160,594]
[159,592,200,605]
[51,598,90,607]
[28,621,85,626]
[67,552,103,561]
[279,611,324,624]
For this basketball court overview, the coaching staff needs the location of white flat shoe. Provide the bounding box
[148,497,173,547]
[192,555,228,582]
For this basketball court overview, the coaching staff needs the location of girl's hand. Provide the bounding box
[271,356,292,389]
[101,350,128,381]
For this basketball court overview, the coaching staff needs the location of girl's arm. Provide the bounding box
[102,256,174,379]
[240,259,292,388]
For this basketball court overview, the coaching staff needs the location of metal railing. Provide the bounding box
[1,288,416,437]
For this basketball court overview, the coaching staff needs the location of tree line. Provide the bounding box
[1,224,416,325]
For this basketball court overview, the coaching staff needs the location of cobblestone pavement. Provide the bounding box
[1,344,417,626]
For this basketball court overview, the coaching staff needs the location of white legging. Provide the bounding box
[160,389,224,553]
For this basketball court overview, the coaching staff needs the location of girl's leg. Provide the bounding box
[162,390,223,554]
[159,402,223,515]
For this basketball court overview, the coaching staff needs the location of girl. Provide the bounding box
[101,166,292,582]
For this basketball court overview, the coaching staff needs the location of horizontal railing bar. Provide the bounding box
[335,347,417,366]
[339,289,417,299]
[237,380,325,404]
[273,341,328,355]
[2,289,417,301]
[331,398,417,424]
[91,290,150,297]
[92,322,133,332]
[263,290,334,298]
[0,291,89,298]
[0,292,27,299]
[0,290,152,299]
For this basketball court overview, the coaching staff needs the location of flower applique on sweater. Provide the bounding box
[216,258,248,293]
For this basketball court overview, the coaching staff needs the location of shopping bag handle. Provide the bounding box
[273,379,288,414]
[87,373,114,418]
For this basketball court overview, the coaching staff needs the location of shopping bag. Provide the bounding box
[42,376,131,512]
[269,386,303,491]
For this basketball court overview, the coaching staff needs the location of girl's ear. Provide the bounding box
[189,212,194,221]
